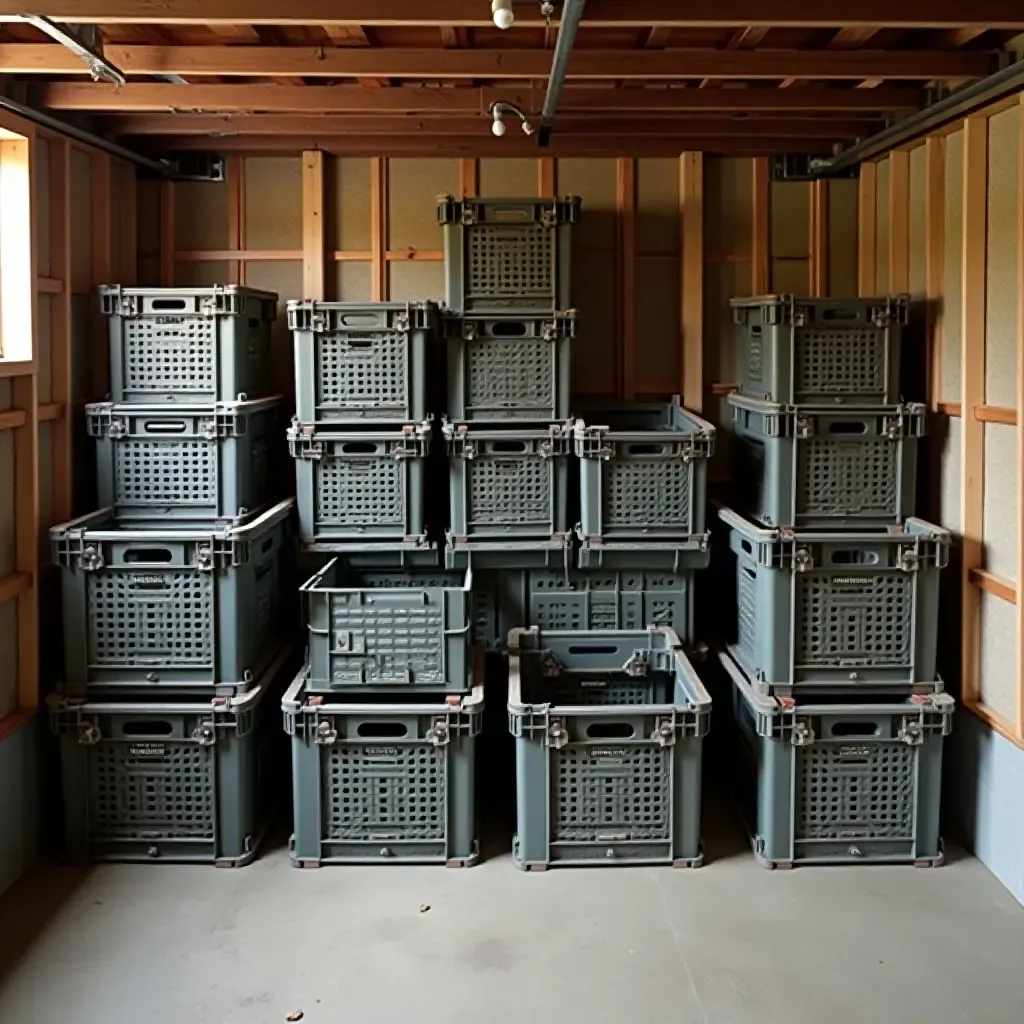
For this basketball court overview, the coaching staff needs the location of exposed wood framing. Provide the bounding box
[48,137,72,523]
[302,150,326,300]
[975,404,1018,424]
[969,568,1017,605]
[961,115,988,710]
[118,161,137,285]
[617,157,636,400]
[371,156,388,301]
[938,401,963,416]
[809,179,829,297]
[458,157,478,198]
[857,161,878,296]
[538,157,556,196]
[925,137,946,410]
[90,152,111,396]
[888,149,910,294]
[12,371,39,710]
[159,180,175,286]
[0,571,31,604]
[751,157,770,293]
[681,152,704,412]
[227,154,245,284]
[1017,93,1024,739]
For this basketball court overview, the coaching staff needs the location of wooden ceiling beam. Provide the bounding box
[827,27,881,48]
[2,45,993,79]
[725,27,770,49]
[3,1,1022,29]
[36,82,928,112]
[321,24,387,89]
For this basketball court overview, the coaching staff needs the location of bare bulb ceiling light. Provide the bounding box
[489,101,534,137]
[491,109,507,136]
[492,0,515,29]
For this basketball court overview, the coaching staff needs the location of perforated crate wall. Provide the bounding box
[52,500,293,697]
[289,300,436,424]
[732,296,907,406]
[729,396,925,528]
[438,196,579,312]
[88,397,280,524]
[101,285,277,405]
[721,507,948,694]
[285,669,483,866]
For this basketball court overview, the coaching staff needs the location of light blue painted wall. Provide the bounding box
[0,720,40,896]
[948,710,1024,906]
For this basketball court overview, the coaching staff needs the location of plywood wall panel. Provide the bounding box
[175,260,230,288]
[35,297,51,405]
[174,180,228,250]
[874,158,891,294]
[244,157,301,250]
[770,181,809,260]
[571,251,617,396]
[704,259,750,387]
[983,421,1018,583]
[942,130,964,404]
[243,260,303,394]
[636,158,679,254]
[334,261,372,302]
[985,108,1020,409]
[479,158,536,196]
[979,590,1018,722]
[36,423,52,563]
[771,257,810,296]
[828,178,859,299]
[328,157,371,251]
[35,136,50,278]
[558,158,617,250]
[390,261,445,302]
[705,157,753,256]
[137,180,161,260]
[908,146,927,298]
[0,603,18,720]
[634,257,679,395]
[388,159,456,251]
[938,415,961,533]
[69,148,91,291]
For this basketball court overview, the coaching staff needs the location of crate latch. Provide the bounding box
[334,631,366,655]
[107,417,129,440]
[793,547,814,572]
[461,205,478,226]
[898,717,924,746]
[195,545,215,571]
[79,545,105,572]
[541,205,558,228]
[539,651,562,677]
[461,321,479,341]
[77,719,102,746]
[191,723,217,746]
[791,719,815,746]
[623,650,650,677]
[199,417,218,440]
[883,415,903,440]
[427,718,451,747]
[314,719,338,745]
[652,717,676,747]
[795,416,813,439]
[898,546,919,573]
[546,718,569,748]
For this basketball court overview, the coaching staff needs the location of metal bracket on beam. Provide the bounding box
[141,152,226,183]
[771,154,859,182]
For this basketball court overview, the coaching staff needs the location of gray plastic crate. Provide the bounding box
[731,295,908,406]
[100,285,277,405]
[444,421,572,541]
[87,397,280,525]
[288,300,436,424]
[719,507,949,695]
[438,196,580,312]
[284,662,484,867]
[720,649,951,868]
[49,644,295,866]
[575,397,714,543]
[289,420,430,547]
[729,395,925,528]
[446,532,573,571]
[51,499,294,697]
[576,528,711,572]
[508,627,710,869]
[301,557,472,694]
[443,310,576,422]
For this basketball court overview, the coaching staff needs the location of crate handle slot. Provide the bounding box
[149,298,188,311]
[343,338,375,349]
[124,548,173,563]
[585,722,636,739]
[339,314,380,328]
[491,440,528,453]
[123,720,173,736]
[356,722,409,738]
[749,325,762,336]
[490,321,529,337]
[261,537,275,554]
[626,443,668,456]
[740,539,754,555]
[491,207,533,222]
[143,420,188,434]
[341,442,378,454]
[827,421,868,435]
[742,566,756,580]
[566,644,618,655]
[821,308,860,322]
[831,721,880,737]
[830,550,880,565]
[248,318,260,328]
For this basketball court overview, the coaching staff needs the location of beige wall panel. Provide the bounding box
[137,180,161,259]
[558,158,617,250]
[334,261,372,302]
[711,394,736,476]
[983,422,1018,583]
[388,159,456,251]
[938,415,961,533]
[0,379,8,407]
[37,422,52,561]
[770,181,810,260]
[69,295,92,405]
[636,158,679,254]
[634,257,679,395]
[908,146,927,298]
[35,136,50,278]
[328,157,371,251]
[109,163,124,284]
[705,157,753,256]
[390,261,445,303]
[704,260,751,385]
[571,251,617,396]
[0,603,18,719]
[874,158,891,294]
[69,148,91,291]
[979,590,1018,722]
[771,258,810,296]
[828,178,859,299]
[138,256,160,288]
[479,159,537,197]
[174,181,228,251]
[175,261,230,288]
[243,260,303,390]
[942,130,964,403]
[244,157,301,250]
[35,297,51,404]
[0,426,13,576]
[985,108,1021,409]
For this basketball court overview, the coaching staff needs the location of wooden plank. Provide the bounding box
[938,401,962,416]
[857,161,877,297]
[0,708,37,745]
[617,157,636,400]
[0,45,992,81]
[681,152,704,412]
[925,137,946,411]
[0,360,35,379]
[965,700,1024,751]
[12,373,39,710]
[38,402,64,422]
[385,249,443,261]
[969,567,1017,605]
[226,154,245,284]
[371,156,388,301]
[961,115,988,709]
[90,152,111,398]
[809,179,829,297]
[176,249,303,261]
[159,180,175,286]
[0,410,27,430]
[538,157,555,196]
[458,157,478,198]
[48,137,73,522]
[828,27,881,48]
[36,276,62,294]
[1017,92,1024,740]
[975,404,1018,424]
[0,572,31,605]
[302,150,326,300]
[888,149,910,293]
[751,156,770,293]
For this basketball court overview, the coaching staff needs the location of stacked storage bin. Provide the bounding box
[48,285,296,866]
[717,295,954,868]
[285,298,483,867]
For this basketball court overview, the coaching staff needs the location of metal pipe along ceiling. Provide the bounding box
[538,0,587,147]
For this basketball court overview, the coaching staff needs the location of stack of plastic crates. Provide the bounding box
[286,297,483,867]
[718,294,953,869]
[48,285,297,867]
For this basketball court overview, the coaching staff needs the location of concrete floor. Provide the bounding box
[1,811,1023,1024]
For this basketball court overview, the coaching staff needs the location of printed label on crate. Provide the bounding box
[152,316,187,325]
[588,747,629,761]
[579,679,609,689]
[127,743,168,758]
[129,574,169,588]
[837,744,873,760]
[362,747,401,760]
[830,577,871,586]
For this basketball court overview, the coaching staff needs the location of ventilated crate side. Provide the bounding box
[575,530,712,572]
[731,295,908,406]
[301,558,472,693]
[720,507,948,692]
[443,310,575,422]
[88,397,280,524]
[49,646,293,866]
[438,196,579,312]
[729,396,925,529]
[51,500,293,697]
[288,300,436,424]
[284,666,483,866]
[508,628,710,869]
[720,650,950,868]
[101,285,277,405]
[289,421,431,547]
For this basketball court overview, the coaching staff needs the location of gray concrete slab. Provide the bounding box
[1,817,1022,1024]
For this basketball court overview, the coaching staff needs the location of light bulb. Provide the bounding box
[491,114,507,137]
[492,0,514,29]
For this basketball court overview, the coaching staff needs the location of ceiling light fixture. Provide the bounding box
[489,101,534,137]
[492,0,515,30]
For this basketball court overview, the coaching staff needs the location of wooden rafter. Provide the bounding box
[725,26,769,49]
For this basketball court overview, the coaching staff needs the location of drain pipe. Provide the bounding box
[537,0,586,147]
